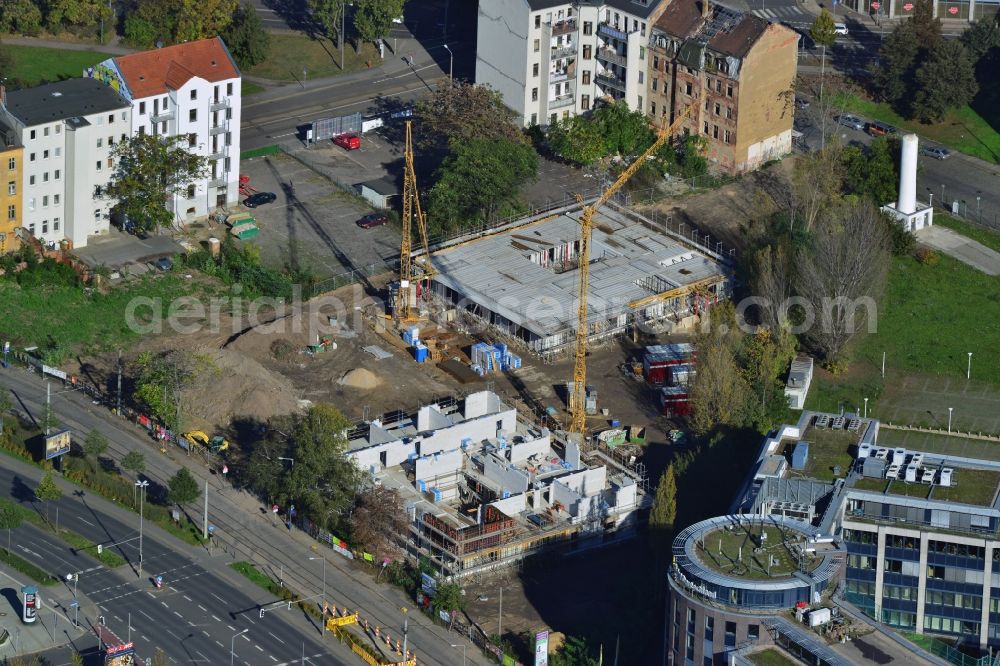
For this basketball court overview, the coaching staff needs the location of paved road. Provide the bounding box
[0,462,344,665]
[0,369,487,666]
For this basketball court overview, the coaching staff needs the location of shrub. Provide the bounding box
[915,248,940,265]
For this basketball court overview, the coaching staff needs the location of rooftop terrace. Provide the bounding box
[695,522,822,580]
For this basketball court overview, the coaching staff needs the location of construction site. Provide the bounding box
[345,390,651,580]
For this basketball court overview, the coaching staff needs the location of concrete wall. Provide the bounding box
[483,453,530,494]
[418,408,515,456]
[64,111,121,248]
[551,478,583,516]
[734,24,797,171]
[613,477,637,510]
[624,29,646,112]
[491,494,527,516]
[477,0,531,124]
[417,404,454,432]
[415,448,463,482]
[509,433,550,464]
[349,438,415,471]
[557,467,606,497]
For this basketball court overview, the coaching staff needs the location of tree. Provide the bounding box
[809,10,836,149]
[133,350,215,432]
[222,3,271,69]
[35,472,63,523]
[592,100,655,157]
[793,145,844,232]
[0,0,44,36]
[105,134,207,233]
[427,137,538,236]
[175,0,238,43]
[796,202,890,366]
[310,0,348,43]
[649,465,677,532]
[0,502,24,551]
[349,485,408,560]
[910,0,943,48]
[550,636,600,666]
[0,385,11,435]
[960,17,1000,62]
[149,649,170,666]
[432,581,464,629]
[739,328,797,433]
[841,136,899,203]
[415,81,526,151]
[547,116,606,166]
[168,468,201,505]
[749,243,793,331]
[70,652,84,666]
[688,343,749,434]
[913,40,978,122]
[872,23,920,107]
[353,0,406,45]
[43,0,113,32]
[123,0,236,47]
[82,428,109,461]
[121,450,146,475]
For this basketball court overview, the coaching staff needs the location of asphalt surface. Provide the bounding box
[0,462,344,665]
[0,369,488,666]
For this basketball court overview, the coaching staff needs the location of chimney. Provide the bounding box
[898,134,918,215]
[702,0,710,18]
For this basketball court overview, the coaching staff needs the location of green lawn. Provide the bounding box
[779,428,856,481]
[6,46,114,86]
[832,91,1000,164]
[248,34,384,81]
[697,524,820,579]
[242,81,265,96]
[59,528,127,568]
[853,469,1000,507]
[0,547,60,586]
[748,648,800,666]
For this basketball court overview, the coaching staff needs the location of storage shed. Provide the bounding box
[357,178,398,210]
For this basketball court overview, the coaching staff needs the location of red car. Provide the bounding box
[357,212,388,229]
[333,134,361,150]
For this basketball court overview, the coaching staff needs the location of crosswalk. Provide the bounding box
[751,5,812,23]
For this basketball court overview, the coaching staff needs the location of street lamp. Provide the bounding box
[967,352,973,380]
[450,644,467,666]
[65,572,81,626]
[309,556,327,633]
[136,479,148,578]
[230,628,249,666]
[443,44,453,82]
[948,407,953,433]
[977,192,981,222]
[863,397,869,419]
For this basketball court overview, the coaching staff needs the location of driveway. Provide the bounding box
[74,229,184,269]
[916,225,1000,276]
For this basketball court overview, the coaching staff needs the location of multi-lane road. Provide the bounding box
[0,369,487,666]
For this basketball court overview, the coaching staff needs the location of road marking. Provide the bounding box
[195,651,210,663]
[141,635,149,641]
[254,644,264,652]
[211,592,228,604]
[267,631,285,644]
[216,641,224,648]
[269,656,278,663]
[146,592,156,599]
[113,615,122,623]
[183,595,192,602]
[242,635,251,642]
[198,605,208,612]
[212,615,221,622]
[161,601,169,608]
[227,624,235,631]
[165,629,180,639]
[78,517,95,527]
[138,610,154,621]
[173,611,183,619]
[202,630,211,638]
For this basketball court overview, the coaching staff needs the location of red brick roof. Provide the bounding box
[114,37,239,99]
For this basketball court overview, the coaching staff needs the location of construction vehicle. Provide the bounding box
[181,430,229,452]
[396,120,434,322]
[569,102,701,439]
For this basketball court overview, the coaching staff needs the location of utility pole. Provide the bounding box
[136,480,148,578]
[46,382,51,436]
[402,617,408,660]
[116,349,122,414]
[498,587,503,638]
[203,479,209,540]
[341,6,346,71]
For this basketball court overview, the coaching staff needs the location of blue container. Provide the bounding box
[417,480,427,492]
[413,344,428,363]
[610,419,621,428]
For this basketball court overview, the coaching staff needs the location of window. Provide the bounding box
[716,79,722,93]
[724,129,731,143]
[685,634,694,661]
[43,127,49,137]
[531,88,538,101]
[535,14,541,28]
[42,221,48,234]
[188,133,197,148]
[225,108,232,120]
[42,195,48,207]
[748,625,759,641]
[109,113,114,124]
[29,175,35,185]
[652,78,658,92]
[6,205,14,221]
[53,218,59,231]
[30,130,36,140]
[638,95,643,109]
[638,71,644,84]
[7,158,14,170]
[214,85,220,101]
[30,153,36,162]
[650,101,656,115]
[713,125,719,139]
[685,82,692,95]
[550,113,557,124]
[54,194,60,204]
[705,617,714,641]
[530,113,538,125]
[581,94,590,110]
[29,197,35,212]
[533,63,539,77]
[187,184,196,199]
[28,223,34,235]
[726,84,732,97]
[714,102,721,115]
[583,21,593,35]
[107,157,113,168]
[724,622,736,647]
[108,136,114,146]
[54,170,60,180]
[583,45,592,59]
[140,101,146,115]
[55,147,61,157]
[97,138,103,148]
[227,82,233,96]
[704,122,709,134]
[43,149,49,159]
[42,172,48,183]
[94,209,101,219]
[533,39,540,52]
[96,161,102,171]
[583,70,591,85]
[639,46,645,60]
[189,109,197,122]
[727,106,733,119]
[6,181,13,195]
[139,126,145,136]
[190,89,198,100]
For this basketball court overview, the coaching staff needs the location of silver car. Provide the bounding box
[921,146,951,160]
[836,114,865,131]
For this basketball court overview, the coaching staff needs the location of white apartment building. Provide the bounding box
[477,0,667,127]
[0,79,132,249]
[85,37,242,221]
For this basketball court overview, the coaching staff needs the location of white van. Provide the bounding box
[834,22,849,35]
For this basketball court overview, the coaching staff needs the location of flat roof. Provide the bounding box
[876,428,1000,463]
[429,206,726,337]
[4,78,130,126]
[852,468,1000,508]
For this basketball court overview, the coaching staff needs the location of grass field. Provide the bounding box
[832,91,1000,164]
[6,45,114,86]
[779,428,856,481]
[58,528,127,568]
[878,429,1000,462]
[697,524,819,579]
[748,649,800,666]
[853,469,1000,507]
[242,81,265,96]
[248,34,384,82]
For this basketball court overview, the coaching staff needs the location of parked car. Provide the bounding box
[333,134,361,150]
[111,211,149,238]
[243,191,277,208]
[154,256,173,271]
[865,121,897,137]
[357,212,389,229]
[921,146,951,160]
[836,114,866,131]
[834,22,849,35]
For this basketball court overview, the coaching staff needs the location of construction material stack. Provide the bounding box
[643,343,696,385]
[471,342,521,375]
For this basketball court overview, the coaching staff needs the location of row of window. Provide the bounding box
[27,193,61,211]
[926,615,979,636]
[28,124,62,140]
[137,83,235,116]
[926,590,982,610]
[26,218,60,235]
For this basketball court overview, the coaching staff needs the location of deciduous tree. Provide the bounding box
[749,243,793,331]
[0,502,24,551]
[309,0,346,43]
[649,465,677,532]
[82,428,109,461]
[0,385,11,435]
[913,40,978,122]
[547,116,606,166]
[105,134,207,232]
[167,468,201,505]
[43,0,113,32]
[432,581,464,629]
[592,100,655,157]
[353,0,406,45]
[222,3,271,69]
[415,81,526,151]
[121,451,146,475]
[809,9,837,146]
[842,136,899,203]
[793,144,844,232]
[35,472,63,523]
[349,485,408,560]
[133,350,215,432]
[0,0,44,36]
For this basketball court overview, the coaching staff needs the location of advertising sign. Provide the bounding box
[21,586,37,623]
[105,642,135,666]
[534,630,550,666]
[45,429,72,460]
[421,573,437,596]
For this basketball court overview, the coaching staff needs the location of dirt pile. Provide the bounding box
[338,367,380,390]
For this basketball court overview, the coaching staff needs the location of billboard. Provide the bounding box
[45,430,72,460]
[105,641,135,666]
[534,631,549,666]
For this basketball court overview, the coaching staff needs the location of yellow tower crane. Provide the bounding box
[569,101,700,437]
[397,120,434,322]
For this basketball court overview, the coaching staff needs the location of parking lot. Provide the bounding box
[74,227,184,270]
[237,150,401,279]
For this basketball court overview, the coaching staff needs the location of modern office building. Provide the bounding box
[646,0,798,174]
[0,79,131,249]
[477,0,669,127]
[86,37,242,221]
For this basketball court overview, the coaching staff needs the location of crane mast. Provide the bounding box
[570,102,700,437]
[397,120,433,321]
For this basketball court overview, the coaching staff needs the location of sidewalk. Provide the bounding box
[2,34,134,56]
[0,563,88,660]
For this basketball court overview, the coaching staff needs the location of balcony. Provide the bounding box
[209,124,228,136]
[208,176,228,188]
[550,94,575,109]
[550,19,576,36]
[596,48,627,68]
[598,22,628,41]
[208,147,226,161]
[151,110,174,123]
[551,44,576,60]
[550,69,570,84]
[595,73,626,92]
[210,98,230,112]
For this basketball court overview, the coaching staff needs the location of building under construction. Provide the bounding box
[422,202,731,356]
[345,390,650,580]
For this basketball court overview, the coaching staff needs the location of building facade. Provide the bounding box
[86,37,242,221]
[0,79,131,249]
[477,0,668,127]
[647,0,797,174]
[842,0,998,21]
[0,114,23,254]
